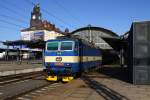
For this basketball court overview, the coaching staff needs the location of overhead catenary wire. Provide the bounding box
[41,8,75,28]
[24,0,66,28]
[4,0,29,13]
[0,1,30,31]
[51,0,83,25]
[0,1,30,41]
[0,14,28,25]
[25,0,75,29]
[0,2,29,19]
[0,19,25,28]
[0,0,66,30]
[0,25,20,31]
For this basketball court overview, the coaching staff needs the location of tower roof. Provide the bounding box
[33,4,40,13]
[21,4,64,34]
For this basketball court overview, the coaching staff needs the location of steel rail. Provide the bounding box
[0,71,44,85]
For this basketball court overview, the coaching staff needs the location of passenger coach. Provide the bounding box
[44,37,102,82]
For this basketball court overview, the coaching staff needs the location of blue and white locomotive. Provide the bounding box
[44,37,102,82]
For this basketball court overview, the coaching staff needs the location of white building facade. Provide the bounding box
[21,30,64,41]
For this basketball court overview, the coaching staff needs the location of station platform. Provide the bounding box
[0,61,43,76]
[33,72,150,100]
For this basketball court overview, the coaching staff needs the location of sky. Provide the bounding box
[0,0,150,41]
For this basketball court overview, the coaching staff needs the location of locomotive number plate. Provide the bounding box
[55,62,64,66]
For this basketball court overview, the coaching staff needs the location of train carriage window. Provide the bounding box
[47,42,58,50]
[61,42,73,50]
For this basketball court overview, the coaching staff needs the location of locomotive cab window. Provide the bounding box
[60,42,73,50]
[47,42,59,50]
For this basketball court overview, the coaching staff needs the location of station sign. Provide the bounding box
[32,32,44,41]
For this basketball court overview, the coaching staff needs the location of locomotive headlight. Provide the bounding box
[66,63,70,66]
[66,63,72,67]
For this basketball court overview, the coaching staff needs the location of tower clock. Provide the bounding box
[30,4,42,28]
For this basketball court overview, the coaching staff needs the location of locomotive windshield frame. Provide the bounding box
[46,41,75,51]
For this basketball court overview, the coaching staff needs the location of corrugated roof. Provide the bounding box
[71,26,118,37]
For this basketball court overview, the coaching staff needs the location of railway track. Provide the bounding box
[15,82,63,100]
[0,71,44,86]
[0,72,63,100]
[0,71,101,100]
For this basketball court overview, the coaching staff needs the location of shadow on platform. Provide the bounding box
[99,66,131,83]
[82,76,129,100]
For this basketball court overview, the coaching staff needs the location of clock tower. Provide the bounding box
[30,4,42,28]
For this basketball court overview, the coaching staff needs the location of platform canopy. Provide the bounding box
[2,40,45,49]
[101,37,127,51]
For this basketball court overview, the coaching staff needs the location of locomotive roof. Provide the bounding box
[47,36,101,50]
[46,38,79,42]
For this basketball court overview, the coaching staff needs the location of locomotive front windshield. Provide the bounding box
[46,41,73,51]
[47,42,59,50]
[60,42,73,50]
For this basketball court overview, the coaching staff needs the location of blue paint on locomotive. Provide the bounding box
[45,62,80,75]
[44,38,102,77]
[80,42,102,71]
[44,51,78,56]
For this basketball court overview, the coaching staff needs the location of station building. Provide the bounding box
[0,4,66,61]
[21,4,64,42]
[19,4,66,59]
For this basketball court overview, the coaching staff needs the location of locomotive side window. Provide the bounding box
[47,42,59,50]
[60,42,73,50]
